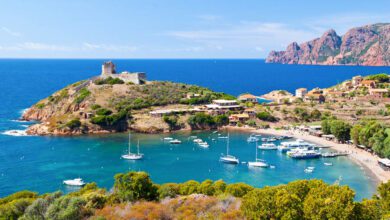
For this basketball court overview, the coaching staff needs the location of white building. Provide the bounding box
[295,88,307,98]
[205,100,242,110]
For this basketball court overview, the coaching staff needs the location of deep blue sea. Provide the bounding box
[1,59,390,200]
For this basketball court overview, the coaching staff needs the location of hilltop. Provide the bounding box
[266,23,390,66]
[22,62,234,135]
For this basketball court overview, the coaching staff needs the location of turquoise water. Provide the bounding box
[1,59,388,199]
[2,129,377,200]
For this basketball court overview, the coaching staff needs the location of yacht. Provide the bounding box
[324,162,333,166]
[193,138,203,143]
[289,149,321,159]
[122,133,144,160]
[169,139,182,144]
[163,137,173,141]
[248,142,269,168]
[258,143,277,150]
[198,141,209,148]
[219,133,239,164]
[304,167,315,173]
[278,141,316,153]
[261,137,277,142]
[63,178,86,186]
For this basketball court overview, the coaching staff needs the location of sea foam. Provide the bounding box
[1,130,29,137]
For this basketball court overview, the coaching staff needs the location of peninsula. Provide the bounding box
[266,23,390,66]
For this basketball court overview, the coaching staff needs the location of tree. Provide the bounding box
[157,183,180,199]
[256,111,277,122]
[212,180,227,195]
[241,187,278,219]
[45,196,87,220]
[330,120,351,143]
[113,172,158,202]
[179,180,200,195]
[321,119,332,135]
[351,124,363,145]
[310,109,322,120]
[225,183,253,197]
[163,115,179,131]
[198,180,215,196]
[303,185,355,220]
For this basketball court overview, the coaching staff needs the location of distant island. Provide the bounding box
[266,23,390,66]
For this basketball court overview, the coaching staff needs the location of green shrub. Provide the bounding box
[96,108,112,116]
[256,111,277,122]
[94,77,125,85]
[90,104,101,110]
[179,180,200,195]
[35,103,45,109]
[225,183,253,197]
[75,88,91,104]
[158,183,180,199]
[113,172,158,202]
[65,119,81,129]
[163,115,179,130]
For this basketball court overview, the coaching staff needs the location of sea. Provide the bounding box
[1,59,390,200]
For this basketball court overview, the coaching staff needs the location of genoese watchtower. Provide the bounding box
[100,61,146,84]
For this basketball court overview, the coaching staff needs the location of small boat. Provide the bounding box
[122,134,144,160]
[163,137,173,141]
[63,178,85,186]
[304,166,315,173]
[261,137,276,142]
[218,136,228,139]
[248,142,269,168]
[324,162,333,166]
[198,142,209,148]
[170,139,182,144]
[219,133,239,164]
[290,149,321,159]
[254,134,262,137]
[270,165,276,169]
[193,138,203,143]
[247,136,259,143]
[258,143,277,150]
[213,131,218,134]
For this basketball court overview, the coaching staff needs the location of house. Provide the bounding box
[238,94,258,103]
[360,80,376,89]
[295,88,307,98]
[369,88,389,98]
[186,93,201,99]
[205,100,242,111]
[229,113,250,125]
[304,89,325,103]
[352,76,363,87]
[244,108,257,118]
[342,81,353,89]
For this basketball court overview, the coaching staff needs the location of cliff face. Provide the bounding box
[266,23,390,66]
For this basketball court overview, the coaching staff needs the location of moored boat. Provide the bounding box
[63,178,85,186]
[219,133,239,164]
[258,143,277,150]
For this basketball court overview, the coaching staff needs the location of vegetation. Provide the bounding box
[187,113,228,129]
[365,73,389,83]
[90,110,128,127]
[94,77,125,85]
[256,111,277,122]
[162,115,179,131]
[74,88,91,104]
[65,118,81,129]
[1,171,389,220]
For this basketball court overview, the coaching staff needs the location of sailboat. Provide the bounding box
[248,142,269,168]
[219,133,239,164]
[121,133,143,160]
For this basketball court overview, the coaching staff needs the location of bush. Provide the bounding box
[256,111,277,122]
[35,103,45,109]
[94,77,125,85]
[65,119,81,129]
[75,88,91,104]
[188,113,216,129]
[365,73,389,83]
[225,183,253,197]
[198,180,215,196]
[96,108,112,116]
[113,172,158,202]
[90,110,128,127]
[163,115,179,131]
[158,183,180,199]
[90,104,101,110]
[179,180,200,195]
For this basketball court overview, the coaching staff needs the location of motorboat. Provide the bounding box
[289,149,321,159]
[219,133,239,164]
[261,137,277,142]
[122,133,144,160]
[198,142,209,148]
[258,143,277,150]
[248,142,269,168]
[170,139,182,144]
[279,141,316,153]
[247,136,259,143]
[193,138,203,143]
[63,178,86,186]
[163,137,173,141]
[304,167,315,173]
[324,162,333,166]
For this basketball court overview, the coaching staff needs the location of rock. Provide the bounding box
[266,23,390,66]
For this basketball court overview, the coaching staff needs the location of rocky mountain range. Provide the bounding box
[266,23,390,66]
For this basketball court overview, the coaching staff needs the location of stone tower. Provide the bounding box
[101,61,116,75]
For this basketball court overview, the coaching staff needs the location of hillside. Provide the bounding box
[22,77,233,135]
[266,23,390,66]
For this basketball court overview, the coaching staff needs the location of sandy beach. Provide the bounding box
[225,126,390,184]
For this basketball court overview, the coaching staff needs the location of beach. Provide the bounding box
[249,127,390,183]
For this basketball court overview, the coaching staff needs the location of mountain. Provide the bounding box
[266,23,390,66]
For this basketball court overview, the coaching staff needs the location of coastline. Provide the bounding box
[224,126,390,184]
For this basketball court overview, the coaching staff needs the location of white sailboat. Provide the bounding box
[63,178,86,186]
[248,142,269,168]
[122,133,143,160]
[219,133,239,164]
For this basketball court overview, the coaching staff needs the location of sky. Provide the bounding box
[0,0,390,59]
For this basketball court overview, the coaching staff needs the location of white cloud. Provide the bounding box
[198,15,221,22]
[18,42,73,51]
[1,27,21,37]
[82,42,138,52]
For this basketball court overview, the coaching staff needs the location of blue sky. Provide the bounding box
[1,0,390,58]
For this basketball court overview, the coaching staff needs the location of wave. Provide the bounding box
[9,119,29,123]
[19,108,29,115]
[1,130,30,137]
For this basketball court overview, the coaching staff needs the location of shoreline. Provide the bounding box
[224,126,389,184]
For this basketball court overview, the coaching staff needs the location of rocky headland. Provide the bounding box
[266,23,390,66]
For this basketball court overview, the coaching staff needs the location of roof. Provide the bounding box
[379,158,390,167]
[229,113,249,118]
[212,99,238,104]
[296,88,307,91]
[361,80,376,85]
[238,94,257,99]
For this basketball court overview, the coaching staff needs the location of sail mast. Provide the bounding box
[128,132,131,154]
[227,133,230,155]
[255,141,258,161]
[137,139,140,155]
